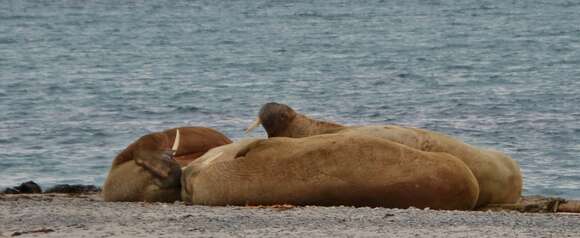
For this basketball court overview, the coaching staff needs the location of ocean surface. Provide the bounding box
[1,0,579,198]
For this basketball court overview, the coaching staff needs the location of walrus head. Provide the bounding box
[246,102,298,137]
[133,130,182,188]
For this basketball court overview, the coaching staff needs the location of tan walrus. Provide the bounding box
[246,102,522,207]
[102,127,232,202]
[181,134,480,210]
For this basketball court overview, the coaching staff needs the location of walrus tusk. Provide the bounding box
[172,129,181,156]
[245,117,261,133]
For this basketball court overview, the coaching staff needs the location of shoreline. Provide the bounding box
[2,193,580,237]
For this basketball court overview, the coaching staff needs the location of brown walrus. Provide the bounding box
[181,134,480,210]
[246,102,522,207]
[102,127,232,202]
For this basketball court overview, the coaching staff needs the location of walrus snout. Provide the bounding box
[134,150,181,182]
[153,162,181,188]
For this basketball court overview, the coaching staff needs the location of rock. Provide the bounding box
[44,184,101,194]
[2,181,42,194]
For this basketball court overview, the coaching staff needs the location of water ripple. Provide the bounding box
[0,0,578,198]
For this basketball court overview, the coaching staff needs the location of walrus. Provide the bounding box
[246,102,522,207]
[181,134,480,210]
[102,127,232,202]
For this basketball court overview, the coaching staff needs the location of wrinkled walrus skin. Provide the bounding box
[247,102,522,207]
[341,126,522,208]
[102,127,232,202]
[182,134,480,210]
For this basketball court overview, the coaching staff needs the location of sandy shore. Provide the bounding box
[1,193,580,238]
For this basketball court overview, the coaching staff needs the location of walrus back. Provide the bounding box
[341,125,522,207]
[184,134,479,210]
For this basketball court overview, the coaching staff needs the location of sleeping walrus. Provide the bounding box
[102,127,231,202]
[246,102,522,207]
[181,134,480,210]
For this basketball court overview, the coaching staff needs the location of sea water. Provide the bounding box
[0,0,579,198]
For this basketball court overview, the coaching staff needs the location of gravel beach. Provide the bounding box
[1,193,580,238]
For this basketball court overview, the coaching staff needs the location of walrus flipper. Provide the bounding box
[234,139,265,158]
[134,150,181,188]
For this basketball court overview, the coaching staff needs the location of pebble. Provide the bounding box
[1,193,580,237]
